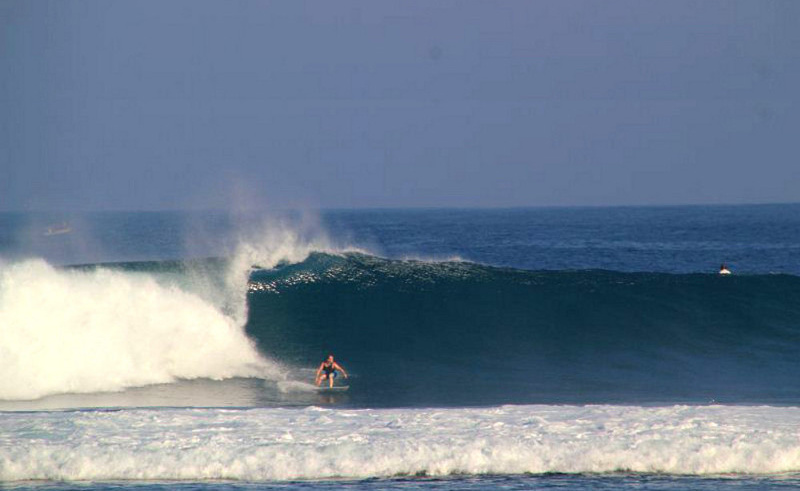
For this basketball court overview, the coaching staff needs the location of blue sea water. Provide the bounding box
[1,205,799,490]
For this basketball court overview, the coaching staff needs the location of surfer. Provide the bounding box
[315,354,348,388]
[719,263,731,275]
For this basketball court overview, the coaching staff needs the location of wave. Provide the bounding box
[247,253,800,405]
[3,242,799,405]
[2,404,799,480]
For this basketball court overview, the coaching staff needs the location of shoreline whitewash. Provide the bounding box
[2,404,799,481]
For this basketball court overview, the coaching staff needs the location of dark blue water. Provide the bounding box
[247,253,800,406]
[4,204,800,273]
[326,205,800,274]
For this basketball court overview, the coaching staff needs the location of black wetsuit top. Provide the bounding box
[322,362,335,375]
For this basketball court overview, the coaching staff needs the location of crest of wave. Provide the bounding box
[218,214,365,325]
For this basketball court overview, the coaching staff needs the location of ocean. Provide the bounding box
[1,205,799,490]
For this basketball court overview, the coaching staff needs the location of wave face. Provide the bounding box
[2,405,799,480]
[248,253,800,406]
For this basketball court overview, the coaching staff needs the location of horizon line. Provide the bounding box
[2,200,799,214]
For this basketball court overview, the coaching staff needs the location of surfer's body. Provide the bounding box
[315,355,348,388]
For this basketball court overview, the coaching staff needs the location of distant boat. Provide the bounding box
[44,222,72,236]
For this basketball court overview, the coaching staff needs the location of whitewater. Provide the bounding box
[2,404,800,481]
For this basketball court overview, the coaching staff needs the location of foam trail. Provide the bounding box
[2,405,799,481]
[0,259,270,400]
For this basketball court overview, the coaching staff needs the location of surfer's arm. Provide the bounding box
[334,362,348,378]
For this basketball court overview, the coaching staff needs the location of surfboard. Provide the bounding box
[315,385,349,392]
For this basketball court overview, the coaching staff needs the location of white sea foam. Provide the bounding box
[0,259,273,400]
[1,404,799,481]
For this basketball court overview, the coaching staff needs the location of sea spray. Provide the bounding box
[223,217,342,325]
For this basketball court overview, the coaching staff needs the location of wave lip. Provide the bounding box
[2,404,800,481]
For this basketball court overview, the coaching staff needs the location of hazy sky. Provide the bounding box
[2,0,798,211]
